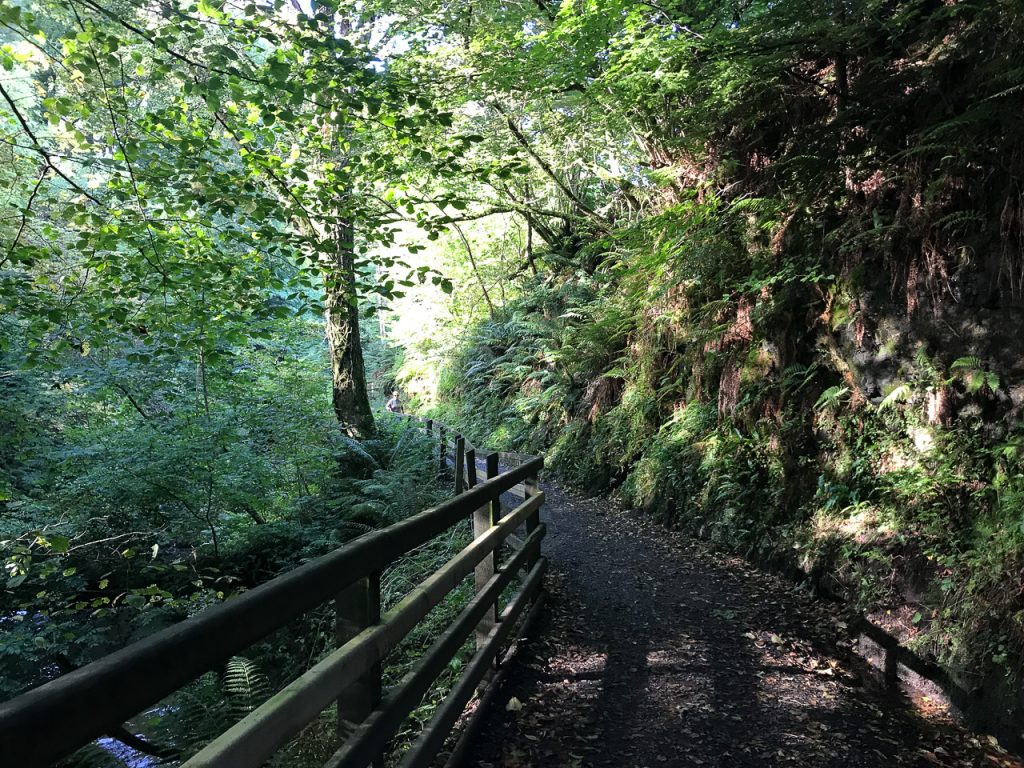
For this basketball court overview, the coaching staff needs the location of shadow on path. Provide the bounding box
[456,481,1021,768]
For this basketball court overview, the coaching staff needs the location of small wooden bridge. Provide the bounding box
[0,417,545,767]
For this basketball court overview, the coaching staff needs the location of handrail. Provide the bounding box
[325,529,546,768]
[183,493,544,767]
[0,417,544,768]
[389,414,536,501]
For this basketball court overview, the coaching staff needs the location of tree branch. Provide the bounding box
[1,166,47,268]
[437,203,591,227]
[493,103,611,229]
[0,82,103,205]
[74,0,335,113]
[451,221,497,319]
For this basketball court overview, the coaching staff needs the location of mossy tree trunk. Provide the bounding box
[324,218,375,438]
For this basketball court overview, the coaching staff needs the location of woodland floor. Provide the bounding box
[456,481,1023,768]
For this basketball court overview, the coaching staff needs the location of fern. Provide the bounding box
[782,363,819,393]
[224,657,271,719]
[148,673,234,759]
[879,383,912,410]
[814,385,850,411]
[950,355,983,372]
[58,744,121,768]
[333,436,380,471]
[951,356,1000,393]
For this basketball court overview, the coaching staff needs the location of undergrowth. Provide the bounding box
[47,417,480,767]
[422,217,1024,722]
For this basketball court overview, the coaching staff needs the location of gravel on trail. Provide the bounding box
[455,481,1022,768]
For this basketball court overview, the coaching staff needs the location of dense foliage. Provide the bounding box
[5,0,1024,759]
[0,0,473,762]
[375,0,1024,736]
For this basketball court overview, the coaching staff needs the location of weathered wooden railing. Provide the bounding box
[0,417,545,767]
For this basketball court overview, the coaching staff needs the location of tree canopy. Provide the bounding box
[5,0,1024,761]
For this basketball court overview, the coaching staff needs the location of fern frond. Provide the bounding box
[814,385,850,411]
[950,356,983,371]
[879,383,912,410]
[224,657,270,718]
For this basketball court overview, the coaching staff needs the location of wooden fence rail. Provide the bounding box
[0,417,544,768]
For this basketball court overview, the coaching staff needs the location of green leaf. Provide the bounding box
[814,385,849,411]
[6,574,28,589]
[878,383,911,410]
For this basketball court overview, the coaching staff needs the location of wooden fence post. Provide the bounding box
[336,573,382,741]
[465,448,477,489]
[473,454,500,650]
[438,425,447,473]
[454,436,466,495]
[523,471,541,570]
[884,646,899,689]
[487,452,501,525]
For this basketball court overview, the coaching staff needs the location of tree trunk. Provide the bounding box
[324,218,375,438]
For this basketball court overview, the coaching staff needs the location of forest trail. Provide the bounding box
[460,481,1020,768]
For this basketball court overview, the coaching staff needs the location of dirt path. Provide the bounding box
[459,481,1020,768]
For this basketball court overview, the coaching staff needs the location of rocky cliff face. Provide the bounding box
[845,248,1024,414]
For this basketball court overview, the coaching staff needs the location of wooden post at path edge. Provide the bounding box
[472,454,500,652]
[336,573,382,755]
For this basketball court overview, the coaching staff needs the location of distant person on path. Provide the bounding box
[386,390,403,413]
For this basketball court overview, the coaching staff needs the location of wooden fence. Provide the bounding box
[0,417,545,767]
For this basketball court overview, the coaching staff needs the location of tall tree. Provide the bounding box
[324,218,375,436]
[311,2,374,437]
[0,0,453,437]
